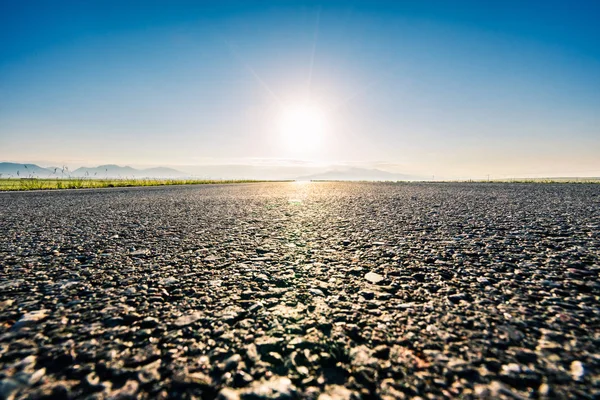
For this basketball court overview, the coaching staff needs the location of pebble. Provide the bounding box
[570,360,584,381]
[11,310,49,331]
[318,385,354,400]
[174,312,204,327]
[365,272,384,284]
[447,293,468,304]
[222,354,242,372]
[108,380,139,399]
[0,379,22,400]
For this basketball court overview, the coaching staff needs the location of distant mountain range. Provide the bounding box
[0,163,186,178]
[0,163,56,178]
[0,162,420,181]
[1,162,597,182]
[178,164,422,181]
[72,165,185,178]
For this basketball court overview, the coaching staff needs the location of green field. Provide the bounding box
[0,178,267,191]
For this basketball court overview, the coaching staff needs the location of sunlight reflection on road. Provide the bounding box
[288,180,313,204]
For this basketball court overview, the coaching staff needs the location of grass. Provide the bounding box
[0,178,269,191]
[2,177,598,191]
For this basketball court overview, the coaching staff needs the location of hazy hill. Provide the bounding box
[72,165,186,178]
[297,167,418,181]
[0,162,55,177]
[0,163,187,179]
[177,165,419,181]
[179,164,322,180]
[141,167,187,178]
[1,162,418,181]
[72,164,136,177]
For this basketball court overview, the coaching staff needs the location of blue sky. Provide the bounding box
[1,0,599,178]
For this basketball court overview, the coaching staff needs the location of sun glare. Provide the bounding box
[279,103,328,153]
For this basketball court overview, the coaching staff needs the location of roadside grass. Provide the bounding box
[0,178,269,191]
[2,177,598,191]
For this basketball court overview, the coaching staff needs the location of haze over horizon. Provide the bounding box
[1,1,599,179]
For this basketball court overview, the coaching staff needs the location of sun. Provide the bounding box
[278,102,328,153]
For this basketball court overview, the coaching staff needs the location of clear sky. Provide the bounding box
[1,0,599,178]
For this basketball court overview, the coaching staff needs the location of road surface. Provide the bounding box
[1,182,599,399]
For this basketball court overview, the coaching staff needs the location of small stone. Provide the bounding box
[109,380,139,399]
[0,299,14,311]
[140,317,159,328]
[233,372,252,388]
[514,349,537,364]
[318,385,354,400]
[448,293,468,304]
[488,381,524,399]
[570,361,584,381]
[160,276,178,286]
[28,368,46,386]
[263,352,284,365]
[0,378,22,400]
[246,344,260,363]
[85,372,101,389]
[219,388,241,400]
[309,288,325,297]
[174,312,204,327]
[138,366,161,384]
[501,363,521,374]
[372,345,390,360]
[248,302,264,313]
[350,346,378,368]
[50,383,70,398]
[243,377,295,399]
[12,310,49,330]
[223,354,242,372]
[13,355,37,369]
[255,337,284,355]
[365,272,384,284]
[359,290,374,300]
[473,384,491,397]
[173,371,212,388]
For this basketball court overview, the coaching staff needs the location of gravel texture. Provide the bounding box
[0,182,599,399]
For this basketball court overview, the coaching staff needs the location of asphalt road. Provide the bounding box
[1,182,599,399]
